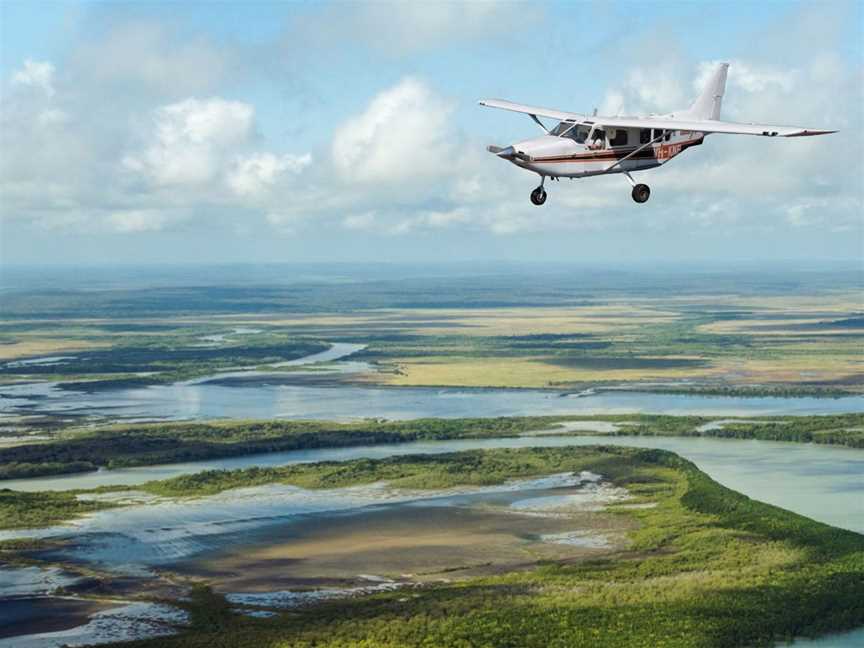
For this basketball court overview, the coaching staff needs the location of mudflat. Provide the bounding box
[174,491,633,592]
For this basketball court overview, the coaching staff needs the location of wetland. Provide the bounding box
[1,263,862,647]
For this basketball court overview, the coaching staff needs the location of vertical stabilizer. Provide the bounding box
[687,63,728,120]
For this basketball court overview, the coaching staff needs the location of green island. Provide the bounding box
[18,445,850,648]
[2,413,862,481]
[1,418,863,646]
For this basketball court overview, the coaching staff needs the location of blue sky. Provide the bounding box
[1,0,862,265]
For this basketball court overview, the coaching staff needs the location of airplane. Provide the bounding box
[479,63,836,205]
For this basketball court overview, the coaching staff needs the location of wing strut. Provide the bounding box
[601,132,664,174]
[529,114,550,135]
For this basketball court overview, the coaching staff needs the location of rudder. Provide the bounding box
[687,63,728,121]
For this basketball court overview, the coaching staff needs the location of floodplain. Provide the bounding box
[1,263,862,647]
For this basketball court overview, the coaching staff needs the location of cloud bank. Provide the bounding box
[0,1,860,260]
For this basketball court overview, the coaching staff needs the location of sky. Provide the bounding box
[0,0,862,266]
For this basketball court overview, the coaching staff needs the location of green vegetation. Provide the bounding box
[2,414,861,481]
[0,417,564,479]
[137,445,629,497]
[610,413,864,448]
[0,489,116,530]
[101,445,864,648]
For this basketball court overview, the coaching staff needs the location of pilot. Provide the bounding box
[588,130,606,150]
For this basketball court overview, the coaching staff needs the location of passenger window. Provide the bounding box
[610,129,628,147]
[653,129,664,141]
[640,129,651,144]
[664,130,672,142]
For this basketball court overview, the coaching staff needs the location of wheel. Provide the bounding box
[631,183,650,203]
[530,187,547,206]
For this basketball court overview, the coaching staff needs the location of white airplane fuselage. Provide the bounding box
[498,128,705,179]
[481,63,835,205]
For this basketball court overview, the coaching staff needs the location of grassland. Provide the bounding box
[72,444,864,648]
[1,267,861,396]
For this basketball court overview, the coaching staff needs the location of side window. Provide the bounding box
[653,128,664,141]
[664,130,672,142]
[640,129,651,144]
[610,129,628,147]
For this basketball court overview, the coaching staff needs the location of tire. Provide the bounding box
[631,184,650,203]
[530,187,547,206]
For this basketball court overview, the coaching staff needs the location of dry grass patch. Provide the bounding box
[383,356,720,388]
[0,338,109,361]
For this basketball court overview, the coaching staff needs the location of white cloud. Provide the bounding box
[11,59,56,96]
[123,98,255,186]
[106,210,176,232]
[332,78,455,184]
[698,60,797,94]
[228,152,311,197]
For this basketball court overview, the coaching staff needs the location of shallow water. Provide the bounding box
[3,380,862,422]
[2,342,862,423]
[0,473,601,575]
[2,436,863,646]
[6,435,862,535]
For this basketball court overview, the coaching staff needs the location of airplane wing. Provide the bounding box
[478,99,836,137]
[585,115,836,137]
[477,99,584,122]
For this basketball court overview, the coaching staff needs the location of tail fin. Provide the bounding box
[686,63,728,121]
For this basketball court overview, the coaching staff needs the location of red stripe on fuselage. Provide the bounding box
[531,137,704,163]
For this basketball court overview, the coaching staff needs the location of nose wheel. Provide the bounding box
[530,186,547,206]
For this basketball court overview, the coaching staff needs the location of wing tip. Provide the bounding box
[784,129,839,137]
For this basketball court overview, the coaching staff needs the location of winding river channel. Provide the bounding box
[2,343,864,422]
[1,343,863,646]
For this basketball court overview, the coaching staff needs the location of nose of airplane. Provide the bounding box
[486,144,515,158]
[486,144,532,162]
[512,135,575,160]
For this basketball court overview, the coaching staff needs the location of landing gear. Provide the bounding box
[530,186,547,205]
[624,172,650,204]
[631,183,650,203]
[530,176,547,206]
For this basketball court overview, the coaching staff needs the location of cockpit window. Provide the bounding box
[551,121,576,136]
[570,126,589,143]
[551,121,591,144]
